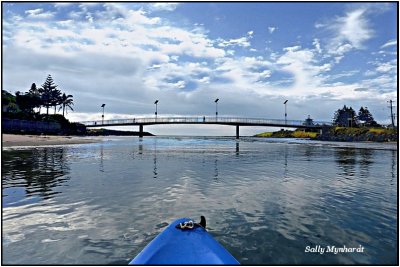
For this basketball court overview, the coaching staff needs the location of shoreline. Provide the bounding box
[2,134,397,150]
[2,134,103,148]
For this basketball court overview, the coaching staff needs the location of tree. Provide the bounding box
[2,90,19,113]
[15,91,37,114]
[27,83,42,113]
[58,93,74,117]
[40,75,59,116]
[333,105,359,127]
[358,107,379,127]
[51,88,62,114]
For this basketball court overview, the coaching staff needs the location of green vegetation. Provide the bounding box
[256,104,396,142]
[3,74,74,119]
[333,105,380,127]
[332,127,397,136]
[318,126,398,142]
[255,130,318,138]
[2,75,80,135]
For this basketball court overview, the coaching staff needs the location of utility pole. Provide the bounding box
[388,100,395,128]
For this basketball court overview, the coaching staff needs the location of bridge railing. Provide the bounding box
[80,116,332,127]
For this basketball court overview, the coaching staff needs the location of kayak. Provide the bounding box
[129,217,240,265]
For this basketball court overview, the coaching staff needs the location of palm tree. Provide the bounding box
[51,88,62,114]
[58,93,74,117]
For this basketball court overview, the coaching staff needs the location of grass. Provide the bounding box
[255,132,273,137]
[255,130,318,138]
[292,131,318,138]
[333,127,396,135]
[255,127,397,140]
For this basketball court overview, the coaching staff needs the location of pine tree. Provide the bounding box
[40,75,58,116]
[333,105,359,127]
[358,107,379,127]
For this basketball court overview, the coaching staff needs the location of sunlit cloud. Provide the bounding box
[2,2,397,128]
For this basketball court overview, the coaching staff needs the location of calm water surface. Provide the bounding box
[2,137,397,265]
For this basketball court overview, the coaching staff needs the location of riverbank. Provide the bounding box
[255,127,398,142]
[254,130,318,138]
[316,127,398,142]
[2,134,103,147]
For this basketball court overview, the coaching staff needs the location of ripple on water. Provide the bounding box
[2,137,398,265]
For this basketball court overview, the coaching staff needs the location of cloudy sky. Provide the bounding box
[2,2,397,135]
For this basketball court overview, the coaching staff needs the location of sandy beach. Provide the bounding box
[2,134,102,147]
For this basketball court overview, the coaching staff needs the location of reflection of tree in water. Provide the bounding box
[335,149,356,177]
[358,149,374,178]
[2,147,70,199]
[390,150,397,186]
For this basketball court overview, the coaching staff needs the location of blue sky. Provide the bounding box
[2,2,397,135]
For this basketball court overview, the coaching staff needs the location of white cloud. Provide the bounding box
[218,37,250,48]
[268,27,277,34]
[336,9,373,49]
[322,8,374,59]
[380,39,397,49]
[2,3,397,127]
[149,3,180,12]
[217,31,253,48]
[25,8,54,19]
[375,61,396,73]
[312,39,322,53]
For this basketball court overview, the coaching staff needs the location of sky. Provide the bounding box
[2,2,398,136]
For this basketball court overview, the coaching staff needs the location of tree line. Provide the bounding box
[333,105,379,127]
[3,74,74,119]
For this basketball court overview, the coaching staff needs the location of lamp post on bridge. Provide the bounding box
[215,98,219,120]
[154,100,159,119]
[101,104,105,124]
[283,100,288,125]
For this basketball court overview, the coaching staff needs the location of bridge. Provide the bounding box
[80,116,332,138]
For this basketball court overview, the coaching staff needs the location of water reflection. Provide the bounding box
[214,158,219,180]
[390,150,396,185]
[359,149,373,177]
[153,139,158,179]
[335,149,356,177]
[283,145,288,178]
[2,147,70,205]
[99,145,104,173]
[2,137,397,265]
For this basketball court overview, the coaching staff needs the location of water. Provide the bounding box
[2,137,397,265]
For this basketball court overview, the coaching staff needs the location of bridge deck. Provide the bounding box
[80,116,331,128]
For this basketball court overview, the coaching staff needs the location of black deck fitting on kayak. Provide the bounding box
[199,216,206,229]
[175,216,207,230]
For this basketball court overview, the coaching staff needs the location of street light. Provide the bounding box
[101,104,106,124]
[283,100,288,124]
[154,100,159,118]
[215,98,219,119]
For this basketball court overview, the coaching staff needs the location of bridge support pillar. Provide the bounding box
[236,125,239,139]
[139,125,143,137]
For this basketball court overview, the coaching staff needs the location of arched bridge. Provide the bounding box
[80,116,332,138]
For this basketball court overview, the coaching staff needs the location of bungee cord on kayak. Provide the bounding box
[175,216,207,230]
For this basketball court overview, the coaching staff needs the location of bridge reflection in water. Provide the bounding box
[80,116,332,138]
